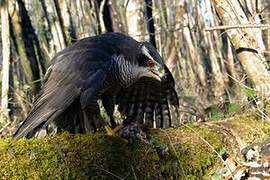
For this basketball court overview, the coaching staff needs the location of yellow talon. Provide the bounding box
[105,125,124,136]
[105,125,114,136]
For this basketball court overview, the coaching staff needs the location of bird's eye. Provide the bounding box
[146,60,155,67]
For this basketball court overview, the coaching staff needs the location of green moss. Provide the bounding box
[0,133,162,179]
[215,113,270,144]
[0,129,222,179]
[163,126,224,179]
[1,113,270,179]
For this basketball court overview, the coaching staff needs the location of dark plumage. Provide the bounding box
[13,32,179,138]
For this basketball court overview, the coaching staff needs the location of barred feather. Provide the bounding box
[117,66,179,128]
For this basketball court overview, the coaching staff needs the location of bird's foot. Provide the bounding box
[105,123,148,144]
[118,122,148,144]
[104,125,123,136]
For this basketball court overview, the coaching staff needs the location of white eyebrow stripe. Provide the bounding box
[141,45,154,60]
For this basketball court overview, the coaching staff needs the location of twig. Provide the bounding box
[205,24,270,31]
[131,165,138,180]
[98,0,106,33]
[0,121,11,134]
[90,164,124,180]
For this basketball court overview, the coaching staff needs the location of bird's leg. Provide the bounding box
[104,117,124,136]
[101,98,145,140]
[82,103,105,132]
[101,95,124,135]
[104,124,123,136]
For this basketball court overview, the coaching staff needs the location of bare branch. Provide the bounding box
[205,24,270,31]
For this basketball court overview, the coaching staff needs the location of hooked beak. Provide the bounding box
[144,65,165,81]
[140,43,166,81]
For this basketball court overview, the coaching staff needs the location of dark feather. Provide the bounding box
[117,66,179,128]
[13,36,116,138]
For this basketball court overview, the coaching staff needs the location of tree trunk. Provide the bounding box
[10,0,46,95]
[96,0,113,33]
[202,0,225,98]
[58,0,77,44]
[0,0,11,124]
[52,0,68,46]
[126,0,145,41]
[261,0,270,60]
[212,0,270,97]
[107,0,126,33]
[32,0,51,59]
[182,21,206,87]
[144,0,156,47]
[45,0,66,54]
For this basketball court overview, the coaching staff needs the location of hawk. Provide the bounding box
[14,32,179,138]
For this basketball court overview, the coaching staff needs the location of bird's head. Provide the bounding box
[136,42,165,81]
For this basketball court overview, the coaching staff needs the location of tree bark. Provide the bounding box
[183,23,206,87]
[212,0,270,97]
[126,0,145,41]
[33,0,51,58]
[144,0,156,47]
[96,0,113,33]
[107,0,126,33]
[261,0,270,59]
[10,0,46,95]
[59,0,77,44]
[52,0,68,46]
[0,0,11,123]
[45,0,66,53]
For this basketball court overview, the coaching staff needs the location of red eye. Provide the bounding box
[146,60,155,67]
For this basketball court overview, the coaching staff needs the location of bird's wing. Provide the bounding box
[117,66,179,128]
[13,48,109,138]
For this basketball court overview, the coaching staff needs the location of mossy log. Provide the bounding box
[0,113,269,179]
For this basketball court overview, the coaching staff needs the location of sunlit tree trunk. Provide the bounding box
[59,0,77,44]
[52,0,68,46]
[84,0,100,36]
[261,0,270,60]
[96,0,113,33]
[45,0,66,54]
[126,0,145,41]
[213,0,270,97]
[182,5,206,87]
[32,0,51,59]
[108,0,126,33]
[0,0,11,123]
[10,0,46,95]
[202,0,225,97]
[241,0,266,53]
[144,0,156,47]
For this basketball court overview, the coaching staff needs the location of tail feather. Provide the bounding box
[13,107,59,138]
[13,85,80,138]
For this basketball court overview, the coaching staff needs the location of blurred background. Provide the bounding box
[0,0,269,129]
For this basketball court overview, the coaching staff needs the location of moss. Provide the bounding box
[0,133,162,179]
[0,130,221,179]
[213,113,270,144]
[150,125,224,179]
[1,113,270,179]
